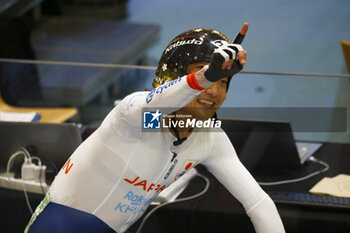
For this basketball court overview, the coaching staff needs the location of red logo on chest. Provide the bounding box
[123,176,166,193]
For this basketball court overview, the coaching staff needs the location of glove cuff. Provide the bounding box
[187,73,205,91]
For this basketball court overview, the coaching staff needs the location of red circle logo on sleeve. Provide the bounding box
[185,163,193,170]
[175,159,198,180]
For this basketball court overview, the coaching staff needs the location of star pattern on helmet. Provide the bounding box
[162,64,167,71]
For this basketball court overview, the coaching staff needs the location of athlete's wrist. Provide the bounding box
[204,43,244,82]
[186,66,213,91]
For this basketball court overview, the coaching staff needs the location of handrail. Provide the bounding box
[0,58,349,78]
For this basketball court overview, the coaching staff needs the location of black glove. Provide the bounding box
[204,43,244,82]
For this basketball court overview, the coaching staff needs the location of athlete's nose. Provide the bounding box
[205,82,218,97]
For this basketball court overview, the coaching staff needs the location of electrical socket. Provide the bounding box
[0,174,48,194]
[21,163,46,183]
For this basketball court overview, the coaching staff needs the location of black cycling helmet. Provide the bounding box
[152,28,232,89]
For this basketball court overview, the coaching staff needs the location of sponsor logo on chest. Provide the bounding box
[114,190,154,215]
[123,176,166,193]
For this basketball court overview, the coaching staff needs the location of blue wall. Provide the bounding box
[127,0,350,143]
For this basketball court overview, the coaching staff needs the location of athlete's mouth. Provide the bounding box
[197,99,215,109]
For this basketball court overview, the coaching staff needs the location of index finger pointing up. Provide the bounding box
[233,22,249,44]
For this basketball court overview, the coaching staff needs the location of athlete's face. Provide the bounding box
[181,61,228,120]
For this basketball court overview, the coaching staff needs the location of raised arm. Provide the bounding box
[103,24,248,132]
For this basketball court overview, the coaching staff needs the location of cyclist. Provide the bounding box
[25,23,285,233]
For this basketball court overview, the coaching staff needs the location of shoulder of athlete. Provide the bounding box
[203,128,236,161]
[116,91,150,113]
[101,91,149,130]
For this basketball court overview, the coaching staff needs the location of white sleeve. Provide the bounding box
[122,75,202,116]
[201,132,285,233]
[99,75,203,137]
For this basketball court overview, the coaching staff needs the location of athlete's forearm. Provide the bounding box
[118,74,205,119]
[202,133,285,233]
[247,195,285,233]
[144,74,202,111]
[207,157,285,233]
